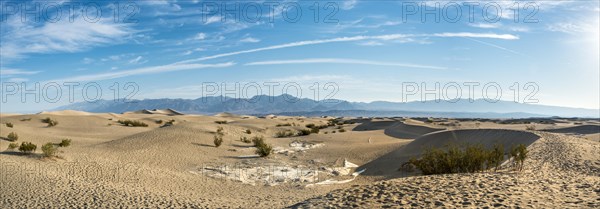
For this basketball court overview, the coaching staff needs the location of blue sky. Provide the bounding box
[1,0,599,113]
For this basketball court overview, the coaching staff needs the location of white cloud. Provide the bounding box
[204,16,221,25]
[0,68,41,76]
[194,32,207,40]
[49,63,235,82]
[342,0,358,10]
[177,32,519,63]
[239,37,261,43]
[468,23,502,29]
[128,56,147,64]
[82,57,95,64]
[245,58,447,70]
[7,78,29,82]
[0,16,135,62]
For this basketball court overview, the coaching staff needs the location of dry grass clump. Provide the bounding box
[245,129,252,134]
[42,117,58,127]
[275,130,295,138]
[5,122,13,128]
[20,118,31,122]
[297,129,312,136]
[58,139,72,147]
[7,132,19,141]
[41,143,58,157]
[214,120,228,124]
[118,119,148,127]
[276,123,292,127]
[406,143,524,175]
[525,125,536,131]
[240,136,251,143]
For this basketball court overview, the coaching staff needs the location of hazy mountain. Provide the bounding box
[54,95,599,118]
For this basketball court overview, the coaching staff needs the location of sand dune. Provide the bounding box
[124,108,184,116]
[359,129,540,178]
[542,125,600,135]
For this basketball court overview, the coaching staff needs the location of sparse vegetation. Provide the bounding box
[245,129,252,134]
[297,129,312,136]
[406,143,526,175]
[117,119,148,127]
[18,142,37,154]
[155,119,163,124]
[20,118,31,122]
[275,130,295,138]
[213,127,224,147]
[338,128,346,133]
[525,125,536,131]
[41,143,58,157]
[240,136,251,143]
[7,143,18,150]
[215,120,228,124]
[58,139,72,147]
[7,132,18,141]
[42,117,59,127]
[6,122,13,128]
[276,123,292,127]
[252,136,272,157]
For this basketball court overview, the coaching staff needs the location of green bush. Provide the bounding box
[58,139,72,147]
[511,144,528,171]
[276,123,291,127]
[41,143,58,157]
[6,122,13,128]
[18,142,37,154]
[297,129,312,136]
[338,128,346,133]
[214,120,228,124]
[525,125,536,131]
[245,129,252,134]
[7,132,18,141]
[7,143,18,150]
[42,117,58,127]
[305,124,316,128]
[155,120,163,124]
[117,119,148,127]
[252,136,272,157]
[407,143,525,175]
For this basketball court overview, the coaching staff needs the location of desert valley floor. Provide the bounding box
[1,110,599,208]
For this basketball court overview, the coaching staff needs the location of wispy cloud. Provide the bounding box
[466,38,524,56]
[239,37,261,43]
[128,56,147,65]
[245,58,447,70]
[49,63,235,83]
[177,32,518,63]
[0,68,41,76]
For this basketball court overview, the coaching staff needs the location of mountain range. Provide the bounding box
[54,94,599,118]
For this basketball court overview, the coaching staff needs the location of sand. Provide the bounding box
[1,111,599,208]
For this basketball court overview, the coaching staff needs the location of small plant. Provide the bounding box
[240,136,251,143]
[252,136,272,157]
[338,128,346,133]
[213,126,225,147]
[275,130,295,138]
[7,132,18,141]
[511,144,528,171]
[42,117,58,127]
[6,122,13,128]
[117,119,148,127]
[245,129,252,134]
[20,118,32,122]
[58,139,72,147]
[7,143,18,150]
[305,124,316,128]
[155,120,163,124]
[18,142,37,154]
[214,120,228,124]
[525,125,536,131]
[41,143,58,157]
[276,123,292,127]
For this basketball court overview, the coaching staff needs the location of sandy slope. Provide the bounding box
[1,111,598,208]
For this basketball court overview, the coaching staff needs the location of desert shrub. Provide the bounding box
[20,118,31,122]
[297,129,312,136]
[7,132,18,141]
[214,120,228,124]
[213,135,223,147]
[155,120,163,124]
[245,129,252,134]
[511,144,528,171]
[305,123,316,128]
[41,143,58,157]
[425,118,434,123]
[7,143,18,150]
[58,139,72,147]
[276,123,291,127]
[310,127,320,134]
[338,128,346,133]
[42,117,58,127]
[525,125,536,131]
[6,122,13,128]
[253,136,272,157]
[240,136,251,143]
[117,119,148,127]
[332,131,336,133]
[274,130,295,138]
[251,136,265,146]
[18,142,37,154]
[324,131,328,134]
[407,143,524,175]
